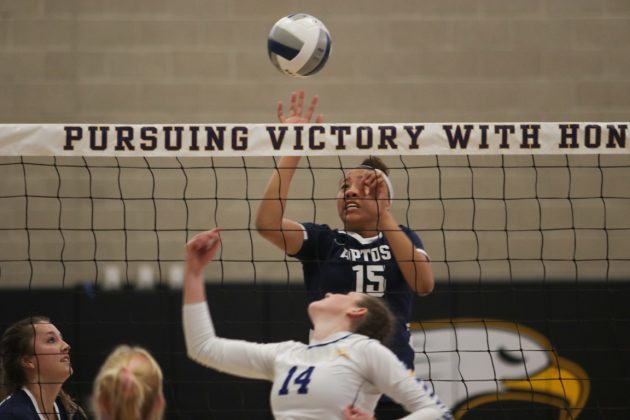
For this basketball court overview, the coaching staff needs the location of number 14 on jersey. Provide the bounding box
[279,366,315,395]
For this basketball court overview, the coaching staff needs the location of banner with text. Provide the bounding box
[0,123,628,156]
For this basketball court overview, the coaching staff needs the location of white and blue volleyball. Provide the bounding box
[268,13,331,77]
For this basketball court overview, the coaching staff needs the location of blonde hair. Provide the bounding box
[92,345,164,420]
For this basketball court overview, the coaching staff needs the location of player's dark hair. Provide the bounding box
[359,156,389,176]
[353,295,395,345]
[0,316,87,419]
[0,316,49,399]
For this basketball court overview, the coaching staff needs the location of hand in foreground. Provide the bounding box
[277,90,323,124]
[342,404,375,420]
[362,169,390,203]
[185,228,222,275]
[362,171,392,226]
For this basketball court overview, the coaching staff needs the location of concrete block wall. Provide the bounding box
[1,0,629,287]
[0,0,629,123]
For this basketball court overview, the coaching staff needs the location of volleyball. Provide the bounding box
[267,13,331,78]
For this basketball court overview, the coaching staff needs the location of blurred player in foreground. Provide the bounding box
[92,345,165,420]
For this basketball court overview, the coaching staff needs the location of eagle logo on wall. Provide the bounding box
[411,319,590,419]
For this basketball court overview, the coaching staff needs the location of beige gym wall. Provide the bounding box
[1,0,629,123]
[1,0,629,287]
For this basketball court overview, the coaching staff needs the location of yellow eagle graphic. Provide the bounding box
[411,319,590,419]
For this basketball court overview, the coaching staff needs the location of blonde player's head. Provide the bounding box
[92,345,164,420]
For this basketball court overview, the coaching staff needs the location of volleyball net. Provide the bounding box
[1,122,628,288]
[1,122,629,418]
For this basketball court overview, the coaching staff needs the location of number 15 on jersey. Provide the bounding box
[352,265,386,297]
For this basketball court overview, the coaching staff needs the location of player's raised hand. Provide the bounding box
[342,404,375,420]
[277,90,323,124]
[185,228,221,275]
[362,170,391,215]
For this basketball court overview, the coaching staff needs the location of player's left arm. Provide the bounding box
[380,214,434,295]
[364,171,434,295]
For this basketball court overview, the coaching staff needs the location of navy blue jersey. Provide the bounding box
[0,388,83,420]
[292,222,426,370]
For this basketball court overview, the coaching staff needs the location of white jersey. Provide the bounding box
[183,302,451,420]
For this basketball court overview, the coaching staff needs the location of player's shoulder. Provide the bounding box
[397,224,415,234]
[300,222,337,243]
[344,333,382,351]
[301,222,333,233]
[0,389,36,417]
[348,334,398,356]
[398,224,424,244]
[276,339,308,353]
[335,335,399,368]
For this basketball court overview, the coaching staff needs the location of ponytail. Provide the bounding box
[95,366,145,419]
[93,345,164,420]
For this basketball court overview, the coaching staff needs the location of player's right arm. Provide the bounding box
[183,229,283,380]
[256,155,305,255]
[255,90,323,255]
[183,300,285,380]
